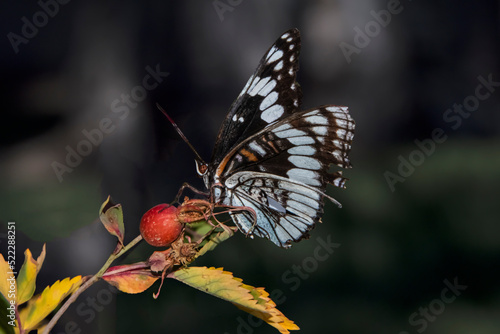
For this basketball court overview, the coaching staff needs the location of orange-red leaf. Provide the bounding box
[19,276,82,331]
[102,263,158,294]
[169,267,299,334]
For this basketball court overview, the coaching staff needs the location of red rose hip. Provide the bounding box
[140,204,183,247]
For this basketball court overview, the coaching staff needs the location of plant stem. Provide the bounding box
[42,235,143,334]
[95,235,143,276]
[15,305,24,334]
[102,262,149,277]
[42,275,94,334]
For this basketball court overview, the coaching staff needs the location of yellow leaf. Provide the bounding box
[35,245,46,274]
[17,245,46,305]
[19,276,82,331]
[36,322,47,333]
[170,267,299,334]
[0,253,16,304]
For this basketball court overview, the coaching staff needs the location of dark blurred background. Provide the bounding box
[1,0,499,333]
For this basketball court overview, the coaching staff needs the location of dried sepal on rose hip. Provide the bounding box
[148,249,174,272]
[176,198,211,224]
[140,204,183,247]
[147,236,197,272]
[170,237,198,266]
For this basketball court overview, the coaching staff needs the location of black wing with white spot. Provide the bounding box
[217,106,355,248]
[200,28,355,248]
[210,29,302,168]
[216,106,354,181]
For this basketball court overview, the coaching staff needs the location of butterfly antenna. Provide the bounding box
[156,103,206,165]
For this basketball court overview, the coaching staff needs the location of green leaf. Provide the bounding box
[0,293,16,334]
[196,228,233,258]
[99,196,125,245]
[19,276,82,331]
[189,221,213,235]
[17,245,46,305]
[169,267,299,334]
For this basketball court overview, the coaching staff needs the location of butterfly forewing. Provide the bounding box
[215,106,354,183]
[210,29,303,167]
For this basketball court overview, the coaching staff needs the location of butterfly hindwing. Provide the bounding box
[214,106,354,247]
[223,172,324,248]
[210,29,303,167]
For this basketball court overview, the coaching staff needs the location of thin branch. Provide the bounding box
[41,275,95,334]
[42,234,143,334]
[15,305,24,334]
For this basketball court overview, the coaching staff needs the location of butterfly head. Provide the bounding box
[195,159,210,188]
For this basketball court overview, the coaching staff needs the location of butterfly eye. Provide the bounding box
[195,160,208,176]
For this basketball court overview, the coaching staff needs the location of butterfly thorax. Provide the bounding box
[195,159,227,205]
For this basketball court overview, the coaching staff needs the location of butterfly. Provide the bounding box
[181,28,355,248]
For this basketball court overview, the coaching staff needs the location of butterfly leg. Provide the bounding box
[173,182,210,205]
[212,218,236,236]
[214,204,258,237]
[199,206,233,236]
